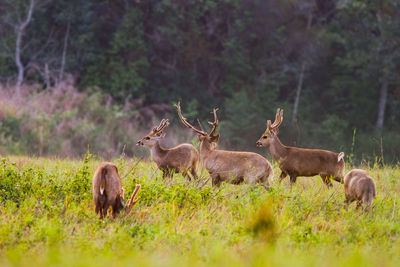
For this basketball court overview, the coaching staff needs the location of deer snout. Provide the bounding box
[136,140,143,146]
[256,141,262,147]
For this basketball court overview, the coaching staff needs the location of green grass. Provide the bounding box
[0,155,399,266]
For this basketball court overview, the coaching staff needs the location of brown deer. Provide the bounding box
[343,169,376,210]
[136,119,199,180]
[256,108,345,187]
[177,102,273,189]
[92,162,140,219]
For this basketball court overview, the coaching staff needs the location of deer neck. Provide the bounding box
[269,136,288,161]
[150,141,167,164]
[199,141,215,162]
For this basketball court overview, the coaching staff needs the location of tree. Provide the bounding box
[0,0,35,95]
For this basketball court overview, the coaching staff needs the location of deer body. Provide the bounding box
[149,141,199,179]
[137,119,199,179]
[177,102,273,189]
[344,169,376,210]
[201,146,273,187]
[92,162,125,219]
[257,109,345,187]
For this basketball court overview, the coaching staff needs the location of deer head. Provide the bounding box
[256,108,283,147]
[136,119,170,147]
[176,102,220,149]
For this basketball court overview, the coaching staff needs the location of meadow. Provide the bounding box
[0,154,399,267]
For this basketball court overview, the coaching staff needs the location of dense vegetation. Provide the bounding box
[0,155,399,266]
[0,0,399,162]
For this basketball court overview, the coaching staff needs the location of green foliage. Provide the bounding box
[0,156,399,266]
[67,151,92,202]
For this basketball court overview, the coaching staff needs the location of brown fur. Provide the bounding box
[92,162,125,219]
[137,119,199,180]
[256,109,345,187]
[177,102,273,190]
[344,169,376,210]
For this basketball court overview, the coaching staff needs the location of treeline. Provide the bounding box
[0,0,399,162]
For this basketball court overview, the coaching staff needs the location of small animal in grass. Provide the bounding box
[136,119,199,180]
[92,162,125,219]
[343,169,376,211]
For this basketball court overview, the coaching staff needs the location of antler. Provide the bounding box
[269,108,283,129]
[125,184,141,216]
[197,119,206,132]
[153,119,170,133]
[208,108,219,136]
[176,102,207,136]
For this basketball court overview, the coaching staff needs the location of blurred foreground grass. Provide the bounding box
[0,155,399,266]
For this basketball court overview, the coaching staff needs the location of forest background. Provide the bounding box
[0,0,399,163]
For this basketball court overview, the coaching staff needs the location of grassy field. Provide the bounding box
[0,154,399,267]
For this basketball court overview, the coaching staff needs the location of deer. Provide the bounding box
[92,162,141,219]
[177,102,274,190]
[256,108,345,187]
[343,169,376,211]
[136,119,199,180]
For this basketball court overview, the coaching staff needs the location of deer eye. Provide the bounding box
[145,137,150,140]
[263,136,267,139]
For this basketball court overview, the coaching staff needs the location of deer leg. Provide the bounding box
[162,169,172,179]
[211,174,222,187]
[261,181,270,191]
[258,175,270,191]
[356,200,362,210]
[289,174,297,185]
[103,203,110,218]
[333,176,344,184]
[99,208,104,219]
[279,171,287,183]
[320,175,333,188]
[191,167,198,180]
[182,170,192,181]
[95,202,101,215]
[112,201,121,219]
[99,201,107,219]
[344,195,352,210]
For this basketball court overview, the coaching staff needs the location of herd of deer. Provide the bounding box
[92,102,376,219]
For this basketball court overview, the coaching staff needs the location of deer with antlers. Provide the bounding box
[177,102,273,189]
[256,108,345,187]
[136,119,199,180]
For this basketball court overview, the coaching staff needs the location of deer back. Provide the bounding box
[155,143,199,171]
[92,162,123,201]
[344,169,376,200]
[282,147,345,177]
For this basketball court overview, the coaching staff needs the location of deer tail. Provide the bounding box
[337,152,345,162]
[100,168,107,195]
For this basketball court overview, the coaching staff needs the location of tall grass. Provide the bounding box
[0,155,399,266]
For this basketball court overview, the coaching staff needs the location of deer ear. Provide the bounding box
[272,128,279,135]
[157,132,166,138]
[211,134,220,142]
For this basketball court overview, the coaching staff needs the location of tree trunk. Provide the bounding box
[376,72,388,129]
[44,63,50,89]
[292,11,313,123]
[59,19,71,85]
[15,28,24,96]
[292,62,306,123]
[14,0,35,96]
